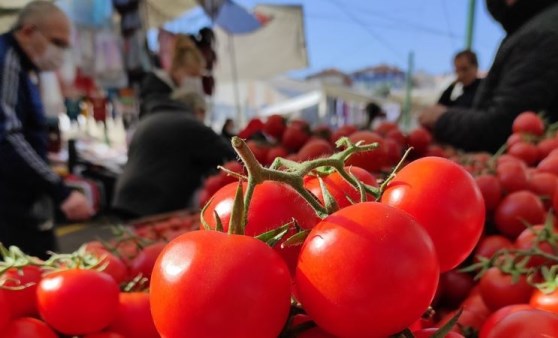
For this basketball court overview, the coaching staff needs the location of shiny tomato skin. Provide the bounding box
[478,304,533,338]
[304,166,377,209]
[150,230,292,338]
[295,202,439,338]
[202,181,320,275]
[3,317,58,338]
[381,156,485,271]
[0,290,10,332]
[36,269,120,335]
[530,289,558,314]
[484,309,558,338]
[479,267,534,312]
[107,292,158,338]
[494,190,545,239]
[508,142,540,166]
[1,266,43,318]
[537,155,558,176]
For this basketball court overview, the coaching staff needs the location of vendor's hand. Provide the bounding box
[418,104,447,129]
[61,191,94,221]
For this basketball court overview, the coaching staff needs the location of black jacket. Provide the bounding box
[112,111,235,217]
[0,33,70,218]
[434,2,558,153]
[139,71,187,119]
[438,78,482,108]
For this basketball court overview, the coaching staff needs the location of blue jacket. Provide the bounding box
[0,32,69,214]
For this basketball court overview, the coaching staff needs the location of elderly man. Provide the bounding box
[0,1,93,258]
[419,0,558,153]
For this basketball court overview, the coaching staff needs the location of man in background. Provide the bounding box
[0,1,93,258]
[419,0,558,153]
[438,50,481,108]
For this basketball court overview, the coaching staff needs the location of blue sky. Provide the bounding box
[159,0,506,77]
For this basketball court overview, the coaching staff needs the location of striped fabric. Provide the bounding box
[0,32,69,204]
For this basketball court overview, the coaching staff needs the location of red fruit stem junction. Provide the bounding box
[228,136,388,234]
[462,213,558,293]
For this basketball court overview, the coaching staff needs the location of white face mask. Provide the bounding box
[181,77,204,96]
[35,43,65,71]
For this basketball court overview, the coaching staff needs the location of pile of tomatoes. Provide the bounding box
[3,111,558,337]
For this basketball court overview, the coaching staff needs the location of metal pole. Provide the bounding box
[228,34,243,127]
[401,51,414,132]
[465,0,476,49]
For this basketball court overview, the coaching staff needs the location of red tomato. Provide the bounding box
[425,144,447,158]
[527,172,558,205]
[479,267,534,312]
[497,161,529,193]
[506,133,524,148]
[530,289,558,314]
[384,137,404,166]
[374,121,398,136]
[295,202,439,338]
[150,230,292,338]
[475,174,502,211]
[3,317,58,338]
[108,292,158,338]
[266,146,289,165]
[494,190,545,239]
[37,269,120,335]
[512,111,545,136]
[128,242,166,281]
[386,128,406,145]
[246,140,270,165]
[297,138,334,161]
[87,249,128,284]
[484,309,558,338]
[413,328,464,338]
[330,125,358,143]
[202,181,320,274]
[508,142,540,166]
[437,270,475,309]
[478,304,533,338]
[304,166,377,209]
[515,225,555,267]
[474,235,514,262]
[537,155,558,176]
[381,157,485,271]
[1,265,42,318]
[282,125,311,152]
[346,131,387,172]
[0,290,10,332]
[263,114,286,140]
[407,127,432,155]
[537,138,558,159]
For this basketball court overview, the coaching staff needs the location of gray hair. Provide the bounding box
[171,90,207,113]
[12,1,65,30]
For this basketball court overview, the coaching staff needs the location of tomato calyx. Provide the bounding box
[0,244,43,289]
[462,212,558,293]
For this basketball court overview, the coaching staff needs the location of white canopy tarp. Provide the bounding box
[145,0,200,29]
[260,84,386,117]
[214,4,308,81]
